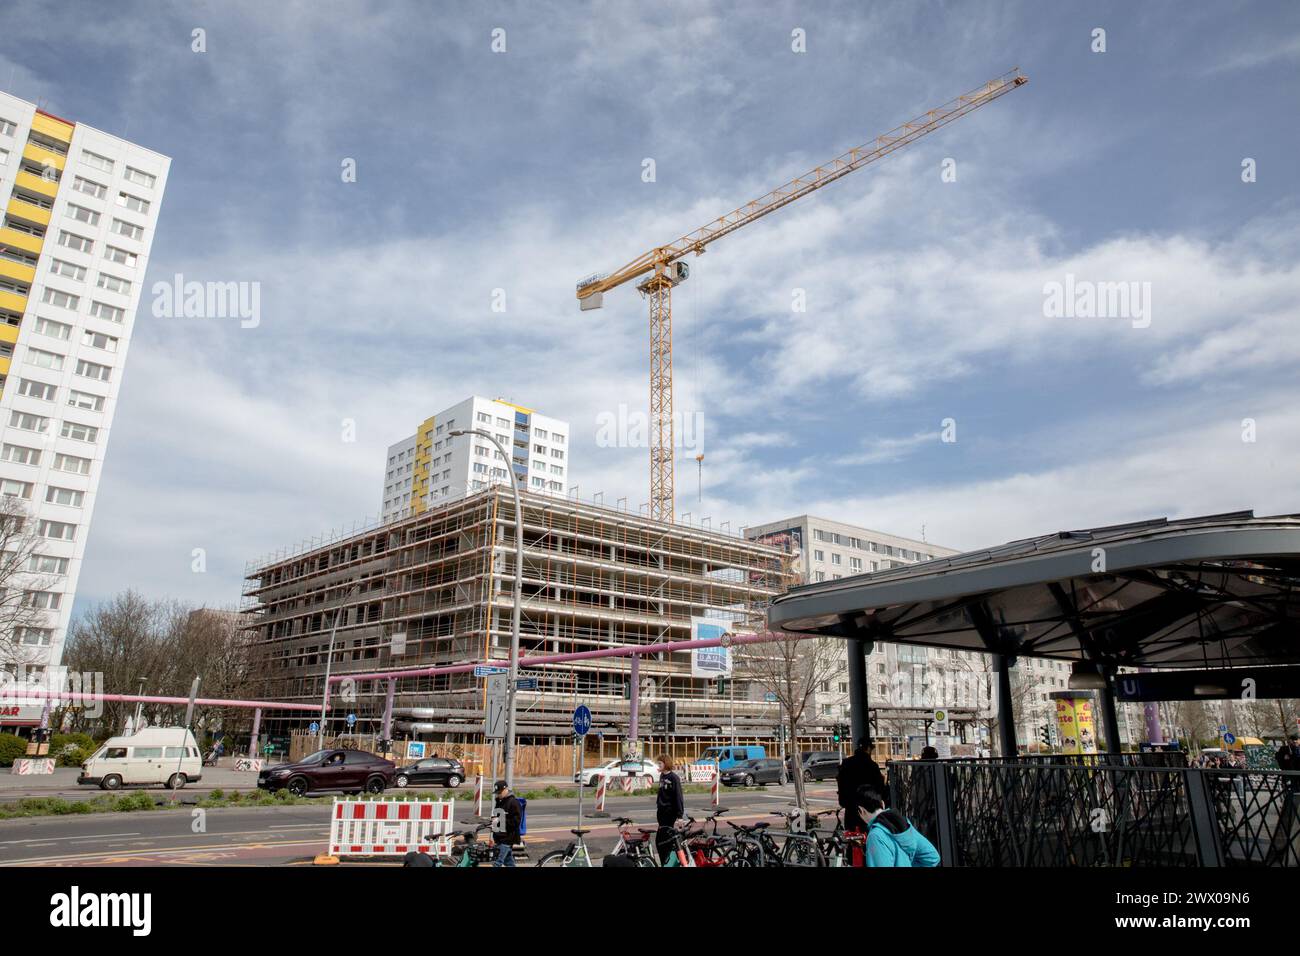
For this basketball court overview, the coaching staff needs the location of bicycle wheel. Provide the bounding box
[782,835,826,867]
[536,849,572,867]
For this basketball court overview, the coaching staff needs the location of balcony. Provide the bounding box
[6,196,51,229]
[14,169,59,200]
[0,289,28,314]
[22,141,66,172]
[0,257,35,286]
[0,227,44,255]
[0,324,18,346]
[30,113,74,145]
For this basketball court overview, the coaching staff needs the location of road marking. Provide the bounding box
[0,832,141,846]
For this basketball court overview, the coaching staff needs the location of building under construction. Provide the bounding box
[242,486,793,743]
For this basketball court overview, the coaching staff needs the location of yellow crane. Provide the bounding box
[577,68,1028,523]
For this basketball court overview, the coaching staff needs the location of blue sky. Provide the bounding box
[1,0,1298,612]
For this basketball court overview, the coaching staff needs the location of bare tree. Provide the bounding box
[737,631,843,809]
[947,651,1038,754]
[0,497,57,684]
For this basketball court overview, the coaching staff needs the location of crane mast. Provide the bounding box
[579,68,1027,523]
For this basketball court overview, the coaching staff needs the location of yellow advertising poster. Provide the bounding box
[1053,693,1098,754]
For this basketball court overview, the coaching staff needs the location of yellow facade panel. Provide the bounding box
[0,324,19,345]
[14,169,59,199]
[0,357,10,378]
[22,142,66,171]
[0,258,35,285]
[6,197,51,228]
[30,113,75,143]
[0,289,28,314]
[0,228,44,255]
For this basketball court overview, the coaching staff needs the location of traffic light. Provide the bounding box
[622,681,631,700]
[1039,724,1051,747]
[716,677,730,697]
[650,701,677,733]
[831,723,843,743]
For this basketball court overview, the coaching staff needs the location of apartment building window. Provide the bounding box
[0,119,15,136]
[28,555,68,575]
[547,480,562,491]
[123,166,156,188]
[831,552,842,565]
[0,478,33,498]
[2,444,41,465]
[551,449,564,460]
[33,317,72,340]
[0,147,8,165]
[46,486,84,507]
[9,411,49,433]
[38,519,76,541]
[550,464,563,475]
[66,204,100,227]
[531,476,544,488]
[23,590,62,610]
[82,330,119,353]
[533,443,545,454]
[96,273,131,295]
[71,176,107,200]
[534,428,548,439]
[67,390,104,412]
[476,412,490,423]
[75,359,111,382]
[17,379,56,401]
[495,417,510,428]
[473,462,488,474]
[814,549,824,561]
[103,245,137,267]
[849,557,862,572]
[110,219,143,241]
[553,433,565,444]
[49,259,87,281]
[814,571,826,582]
[58,231,93,254]
[41,288,80,311]
[81,150,114,173]
[60,421,99,443]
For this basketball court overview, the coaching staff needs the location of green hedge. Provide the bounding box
[0,733,28,767]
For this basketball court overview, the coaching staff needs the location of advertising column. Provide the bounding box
[1050,690,1098,755]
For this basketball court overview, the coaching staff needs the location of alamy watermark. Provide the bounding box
[596,403,704,451]
[152,273,261,328]
[1043,273,1151,329]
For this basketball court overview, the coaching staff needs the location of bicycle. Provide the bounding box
[536,826,595,867]
[683,808,736,866]
[607,816,659,867]
[433,821,497,867]
[807,808,866,867]
[769,809,827,867]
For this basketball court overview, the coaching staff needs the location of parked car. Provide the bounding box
[785,750,842,781]
[394,756,465,788]
[78,728,203,791]
[575,758,661,787]
[257,748,395,796]
[696,745,767,770]
[720,758,787,787]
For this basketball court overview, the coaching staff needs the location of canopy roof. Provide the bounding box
[768,511,1300,669]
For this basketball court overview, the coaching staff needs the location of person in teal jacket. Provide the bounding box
[855,786,940,867]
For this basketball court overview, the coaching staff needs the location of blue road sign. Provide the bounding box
[309,721,319,734]
[1219,724,1229,733]
[764,692,778,703]
[346,713,356,727]
[573,705,592,737]
[474,665,509,677]
[516,678,539,690]
[1223,732,1236,745]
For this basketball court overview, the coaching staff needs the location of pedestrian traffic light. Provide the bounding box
[717,677,730,696]
[1039,723,1051,746]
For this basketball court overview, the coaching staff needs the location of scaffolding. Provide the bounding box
[243,486,792,740]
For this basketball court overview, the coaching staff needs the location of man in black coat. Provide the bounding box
[1277,734,1300,772]
[836,740,886,831]
[491,780,522,867]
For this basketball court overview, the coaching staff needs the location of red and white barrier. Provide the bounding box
[621,774,634,793]
[10,758,55,775]
[595,774,607,811]
[326,798,455,858]
[474,774,484,817]
[711,769,720,806]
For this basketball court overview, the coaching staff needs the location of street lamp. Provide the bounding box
[318,581,363,751]
[450,428,524,789]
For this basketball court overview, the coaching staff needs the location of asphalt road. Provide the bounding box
[0,782,842,866]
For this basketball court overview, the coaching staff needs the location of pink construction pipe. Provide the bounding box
[11,690,321,712]
[328,631,791,685]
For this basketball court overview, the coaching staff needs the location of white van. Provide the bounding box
[78,728,203,791]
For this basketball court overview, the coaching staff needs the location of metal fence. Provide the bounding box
[889,758,1299,867]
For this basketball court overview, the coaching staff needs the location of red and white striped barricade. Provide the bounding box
[621,773,634,793]
[10,758,55,775]
[595,774,607,811]
[327,798,455,858]
[474,774,484,817]
[711,769,720,806]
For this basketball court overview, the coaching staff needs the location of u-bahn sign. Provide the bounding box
[1113,666,1300,702]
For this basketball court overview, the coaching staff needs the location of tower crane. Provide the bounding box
[576,68,1028,524]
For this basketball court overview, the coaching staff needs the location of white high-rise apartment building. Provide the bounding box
[0,93,169,709]
[381,396,570,521]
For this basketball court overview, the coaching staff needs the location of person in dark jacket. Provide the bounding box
[1277,734,1300,772]
[654,755,685,865]
[920,746,939,760]
[836,739,886,831]
[491,780,521,867]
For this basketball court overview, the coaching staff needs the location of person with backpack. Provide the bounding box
[491,780,521,867]
[855,785,940,867]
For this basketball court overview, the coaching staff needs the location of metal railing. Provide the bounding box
[889,758,1300,867]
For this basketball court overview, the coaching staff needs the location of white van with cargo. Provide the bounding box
[78,727,203,791]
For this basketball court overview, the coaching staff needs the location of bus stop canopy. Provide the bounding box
[767,511,1300,669]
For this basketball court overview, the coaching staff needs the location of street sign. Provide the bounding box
[408,741,426,759]
[309,721,319,734]
[764,692,778,703]
[516,678,539,691]
[474,665,509,677]
[346,713,356,728]
[485,674,508,739]
[1219,724,1228,733]
[933,709,950,734]
[1223,732,1236,745]
[573,705,592,737]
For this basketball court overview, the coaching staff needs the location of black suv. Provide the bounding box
[257,748,395,796]
[785,750,842,781]
[394,756,466,788]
